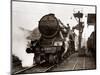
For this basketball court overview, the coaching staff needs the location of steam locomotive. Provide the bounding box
[26,14,75,64]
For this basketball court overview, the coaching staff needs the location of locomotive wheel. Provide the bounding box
[49,55,55,64]
[67,51,71,57]
[72,50,75,54]
[56,53,62,63]
[34,54,41,64]
[55,56,59,64]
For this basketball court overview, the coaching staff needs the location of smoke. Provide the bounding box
[12,26,35,67]
[62,36,69,57]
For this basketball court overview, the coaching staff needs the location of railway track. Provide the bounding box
[72,56,86,70]
[12,51,96,74]
[13,53,96,74]
[72,57,78,70]
[12,53,70,74]
[49,53,87,72]
[12,52,76,74]
[13,50,74,75]
[13,62,57,74]
[13,64,37,74]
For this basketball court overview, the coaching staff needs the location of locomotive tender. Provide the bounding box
[26,14,75,64]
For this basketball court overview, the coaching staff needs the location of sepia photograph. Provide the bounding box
[12,0,96,74]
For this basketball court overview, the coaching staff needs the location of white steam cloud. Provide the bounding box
[12,26,35,67]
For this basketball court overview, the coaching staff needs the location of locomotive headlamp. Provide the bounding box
[54,41,63,46]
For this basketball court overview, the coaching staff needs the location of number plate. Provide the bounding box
[41,47,57,53]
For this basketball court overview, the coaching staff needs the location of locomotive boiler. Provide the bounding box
[26,14,75,64]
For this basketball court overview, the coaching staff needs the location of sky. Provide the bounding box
[12,1,95,30]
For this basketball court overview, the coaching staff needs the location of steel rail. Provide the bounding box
[13,64,37,74]
[72,57,78,70]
